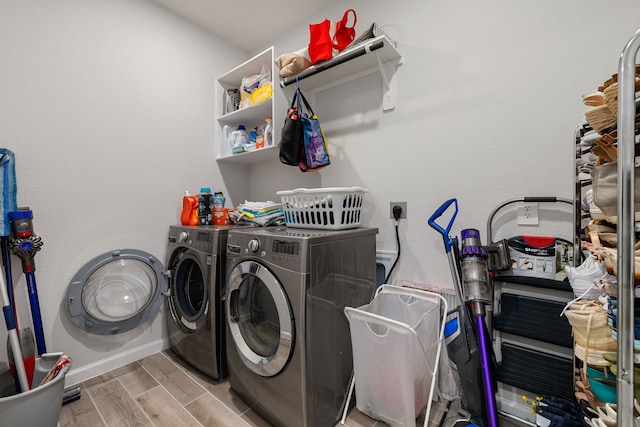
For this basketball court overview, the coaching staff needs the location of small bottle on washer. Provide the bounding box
[197,188,213,225]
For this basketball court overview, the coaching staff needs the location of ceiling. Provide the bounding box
[151,0,339,52]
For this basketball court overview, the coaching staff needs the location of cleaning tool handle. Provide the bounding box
[428,198,458,252]
[26,274,46,355]
[0,149,18,237]
[476,314,499,427]
[1,237,16,322]
[0,270,29,391]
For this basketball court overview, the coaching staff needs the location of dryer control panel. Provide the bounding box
[272,239,300,256]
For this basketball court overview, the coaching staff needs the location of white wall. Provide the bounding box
[1,0,640,385]
[257,0,640,288]
[0,0,248,384]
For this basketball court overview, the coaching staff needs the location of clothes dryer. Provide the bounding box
[165,224,235,380]
[224,226,378,427]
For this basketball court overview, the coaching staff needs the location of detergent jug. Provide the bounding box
[222,125,235,155]
[180,191,199,226]
[231,125,249,147]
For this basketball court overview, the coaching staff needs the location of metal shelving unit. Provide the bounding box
[613,28,640,427]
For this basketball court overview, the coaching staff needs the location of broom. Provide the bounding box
[0,149,29,392]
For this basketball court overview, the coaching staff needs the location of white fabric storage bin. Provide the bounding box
[344,285,446,427]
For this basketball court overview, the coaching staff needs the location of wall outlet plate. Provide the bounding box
[390,202,407,219]
[517,203,539,225]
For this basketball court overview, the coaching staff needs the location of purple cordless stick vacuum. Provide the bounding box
[459,228,499,427]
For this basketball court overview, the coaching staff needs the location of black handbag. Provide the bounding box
[278,89,304,166]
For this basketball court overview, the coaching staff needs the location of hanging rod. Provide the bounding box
[280,39,385,88]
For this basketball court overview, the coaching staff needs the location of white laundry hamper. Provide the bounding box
[341,285,447,427]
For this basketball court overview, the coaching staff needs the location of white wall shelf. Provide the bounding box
[216,100,271,126]
[216,36,403,165]
[216,145,278,164]
[280,35,403,111]
[216,46,276,163]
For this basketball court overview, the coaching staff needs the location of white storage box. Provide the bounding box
[276,187,367,230]
[343,285,447,427]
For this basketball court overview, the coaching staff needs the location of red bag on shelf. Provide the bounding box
[332,9,357,52]
[308,18,333,65]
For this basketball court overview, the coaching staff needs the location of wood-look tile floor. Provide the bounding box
[57,350,520,427]
[57,349,391,427]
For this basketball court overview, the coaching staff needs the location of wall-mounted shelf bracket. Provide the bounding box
[375,50,397,111]
[280,35,403,111]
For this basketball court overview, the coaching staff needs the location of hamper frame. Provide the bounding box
[340,284,448,427]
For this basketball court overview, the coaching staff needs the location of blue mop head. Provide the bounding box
[0,149,17,237]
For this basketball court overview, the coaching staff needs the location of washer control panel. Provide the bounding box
[167,227,214,252]
[227,232,305,271]
[248,239,260,253]
[272,239,300,256]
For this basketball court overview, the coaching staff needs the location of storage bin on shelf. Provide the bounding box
[341,285,448,427]
[276,187,367,230]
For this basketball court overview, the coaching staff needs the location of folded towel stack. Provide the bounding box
[236,201,285,226]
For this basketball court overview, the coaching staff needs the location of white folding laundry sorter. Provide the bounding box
[341,284,448,427]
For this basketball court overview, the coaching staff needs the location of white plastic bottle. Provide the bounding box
[264,116,273,147]
[232,125,249,146]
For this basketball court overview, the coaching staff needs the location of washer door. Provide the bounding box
[226,260,294,377]
[66,249,166,335]
[167,249,209,333]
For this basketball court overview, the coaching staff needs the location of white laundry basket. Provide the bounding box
[342,285,447,427]
[277,187,367,230]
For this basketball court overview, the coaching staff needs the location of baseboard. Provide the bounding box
[64,338,169,386]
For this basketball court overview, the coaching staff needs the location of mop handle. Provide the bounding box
[1,237,16,324]
[26,274,46,354]
[428,199,471,322]
[427,198,458,252]
[0,266,29,391]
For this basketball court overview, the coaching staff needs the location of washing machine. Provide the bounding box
[224,226,378,427]
[165,224,235,380]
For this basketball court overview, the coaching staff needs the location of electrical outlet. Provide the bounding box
[517,203,539,225]
[389,202,407,219]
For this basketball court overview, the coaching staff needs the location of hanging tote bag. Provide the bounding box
[278,89,305,166]
[298,91,330,171]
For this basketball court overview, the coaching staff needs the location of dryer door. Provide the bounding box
[166,249,209,333]
[66,249,167,335]
[226,260,294,377]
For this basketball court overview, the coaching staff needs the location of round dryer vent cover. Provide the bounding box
[66,249,167,335]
